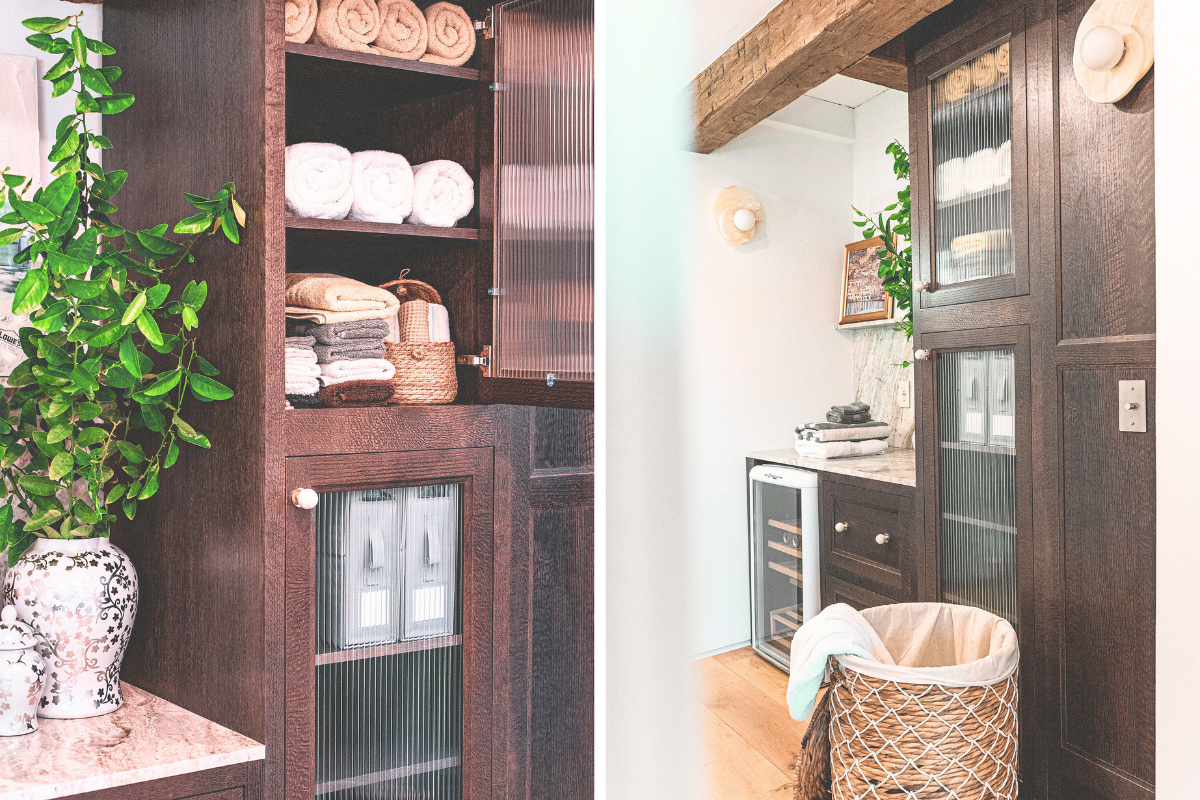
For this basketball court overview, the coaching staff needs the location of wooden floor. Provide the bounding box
[695,646,810,800]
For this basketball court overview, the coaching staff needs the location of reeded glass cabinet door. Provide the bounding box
[935,349,1018,625]
[491,0,594,383]
[915,11,1028,307]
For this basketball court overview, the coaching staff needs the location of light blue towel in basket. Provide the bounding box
[785,603,894,721]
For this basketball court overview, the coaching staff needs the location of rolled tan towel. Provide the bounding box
[995,42,1011,76]
[397,299,432,343]
[938,65,972,104]
[312,0,382,54]
[286,273,401,314]
[951,229,1011,258]
[970,52,999,90]
[371,0,427,59]
[318,379,395,408]
[420,3,476,67]
[286,0,319,43]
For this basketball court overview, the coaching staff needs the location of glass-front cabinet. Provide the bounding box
[748,465,820,671]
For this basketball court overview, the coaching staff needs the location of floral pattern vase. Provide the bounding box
[2,537,138,718]
[0,605,45,735]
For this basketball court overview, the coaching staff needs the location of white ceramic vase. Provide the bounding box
[2,536,138,718]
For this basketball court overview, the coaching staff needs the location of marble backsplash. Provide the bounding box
[851,323,915,448]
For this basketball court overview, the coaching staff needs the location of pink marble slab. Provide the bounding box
[0,683,264,800]
[747,447,917,487]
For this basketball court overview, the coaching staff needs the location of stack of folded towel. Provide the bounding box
[795,403,892,459]
[287,0,476,67]
[286,335,323,409]
[934,140,1011,203]
[286,143,474,228]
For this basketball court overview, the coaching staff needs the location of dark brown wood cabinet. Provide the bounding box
[101,2,595,800]
[908,1,1155,797]
[818,474,917,605]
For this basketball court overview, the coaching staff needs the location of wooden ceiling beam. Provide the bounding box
[690,0,953,154]
[840,34,909,92]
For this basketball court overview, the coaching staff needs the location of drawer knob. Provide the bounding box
[291,488,319,510]
[876,533,890,545]
[835,522,849,532]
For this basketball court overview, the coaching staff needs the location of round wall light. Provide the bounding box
[1072,0,1152,104]
[713,186,764,246]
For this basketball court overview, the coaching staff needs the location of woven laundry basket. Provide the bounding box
[384,342,457,405]
[819,603,1019,800]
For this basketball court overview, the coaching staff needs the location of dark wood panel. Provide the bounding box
[284,404,500,456]
[820,479,911,593]
[65,762,258,800]
[1059,368,1155,786]
[533,407,596,470]
[1055,0,1154,342]
[529,472,595,509]
[823,574,899,611]
[480,377,594,410]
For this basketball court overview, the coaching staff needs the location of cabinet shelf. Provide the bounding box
[942,511,1017,534]
[768,561,802,582]
[940,441,1016,455]
[316,756,462,795]
[767,540,801,559]
[285,215,481,241]
[936,184,1011,212]
[286,42,480,109]
[767,518,802,535]
[316,634,462,666]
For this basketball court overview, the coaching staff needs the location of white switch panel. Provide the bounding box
[896,380,912,409]
[1118,380,1146,433]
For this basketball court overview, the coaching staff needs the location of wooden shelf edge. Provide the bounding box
[316,756,462,794]
[316,634,462,665]
[285,41,481,82]
[285,216,481,240]
[766,540,802,559]
[767,518,802,535]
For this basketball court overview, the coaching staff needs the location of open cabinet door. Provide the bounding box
[473,0,595,410]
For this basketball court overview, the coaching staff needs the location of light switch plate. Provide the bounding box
[1118,380,1146,433]
[896,380,912,409]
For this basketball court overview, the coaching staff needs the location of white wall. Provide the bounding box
[0,1,102,188]
[852,90,909,217]
[682,116,858,656]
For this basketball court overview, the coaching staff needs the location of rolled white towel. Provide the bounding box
[995,140,1011,187]
[286,361,322,379]
[430,303,450,342]
[964,147,997,195]
[348,150,415,223]
[935,157,965,203]
[285,142,354,219]
[408,160,474,227]
[319,357,397,385]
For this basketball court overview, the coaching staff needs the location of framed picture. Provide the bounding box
[839,236,895,325]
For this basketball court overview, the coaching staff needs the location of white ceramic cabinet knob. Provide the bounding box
[914,349,931,361]
[876,533,891,545]
[733,208,757,231]
[913,280,929,293]
[834,522,849,532]
[1080,25,1126,71]
[291,488,319,510]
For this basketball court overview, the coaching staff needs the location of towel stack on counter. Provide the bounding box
[286,0,476,67]
[285,143,474,228]
[285,273,400,408]
[794,402,892,459]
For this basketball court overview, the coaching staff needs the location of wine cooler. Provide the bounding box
[314,483,464,800]
[748,465,821,671]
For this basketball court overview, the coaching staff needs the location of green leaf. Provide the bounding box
[136,313,163,346]
[119,336,142,380]
[173,211,213,235]
[77,401,102,419]
[65,278,104,300]
[49,129,80,165]
[105,485,126,505]
[174,417,211,449]
[140,403,166,432]
[138,468,160,500]
[50,72,73,99]
[135,229,180,255]
[79,64,112,96]
[74,502,101,525]
[181,307,199,330]
[48,452,73,480]
[22,17,70,33]
[89,133,113,149]
[87,322,124,348]
[43,49,75,81]
[74,427,107,447]
[86,39,117,56]
[46,423,72,444]
[114,440,147,464]
[71,26,86,63]
[143,368,182,396]
[2,173,25,189]
[145,283,171,309]
[10,196,54,225]
[182,280,208,309]
[103,365,136,389]
[221,206,240,243]
[122,496,137,520]
[25,33,70,54]
[75,88,100,114]
[120,291,147,326]
[194,356,219,377]
[18,475,60,496]
[27,508,64,530]
[11,268,48,315]
[46,251,90,277]
[188,373,233,401]
[165,440,180,468]
[97,94,135,115]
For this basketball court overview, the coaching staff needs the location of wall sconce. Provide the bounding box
[713,186,764,246]
[1072,0,1153,104]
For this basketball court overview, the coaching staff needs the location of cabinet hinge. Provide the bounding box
[475,10,494,40]
[456,345,493,377]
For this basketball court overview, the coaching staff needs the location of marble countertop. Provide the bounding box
[0,683,264,800]
[747,447,917,487]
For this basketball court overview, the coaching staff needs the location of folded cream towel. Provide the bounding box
[312,0,381,53]
[371,0,427,59]
[285,143,354,219]
[286,273,401,314]
[348,150,414,223]
[286,375,321,395]
[794,437,888,459]
[286,0,319,42]
[319,357,396,385]
[420,3,475,66]
[286,348,319,364]
[287,361,323,379]
[287,306,396,324]
[409,160,474,227]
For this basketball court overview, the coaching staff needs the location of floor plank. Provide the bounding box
[697,702,792,800]
[720,650,791,709]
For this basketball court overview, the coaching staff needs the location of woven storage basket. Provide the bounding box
[384,342,457,405]
[379,271,442,305]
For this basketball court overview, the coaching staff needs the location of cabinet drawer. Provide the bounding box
[820,477,914,595]
[823,575,898,612]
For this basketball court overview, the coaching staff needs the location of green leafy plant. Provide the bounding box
[0,12,244,561]
[852,140,912,347]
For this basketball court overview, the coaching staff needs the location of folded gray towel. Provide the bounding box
[290,318,390,345]
[831,401,870,415]
[827,410,871,423]
[285,335,316,350]
[797,420,892,443]
[314,340,386,363]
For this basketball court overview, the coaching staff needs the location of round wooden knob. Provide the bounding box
[291,488,319,510]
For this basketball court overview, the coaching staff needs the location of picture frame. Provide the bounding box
[839,236,895,325]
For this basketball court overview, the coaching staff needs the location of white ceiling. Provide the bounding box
[800,74,891,108]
